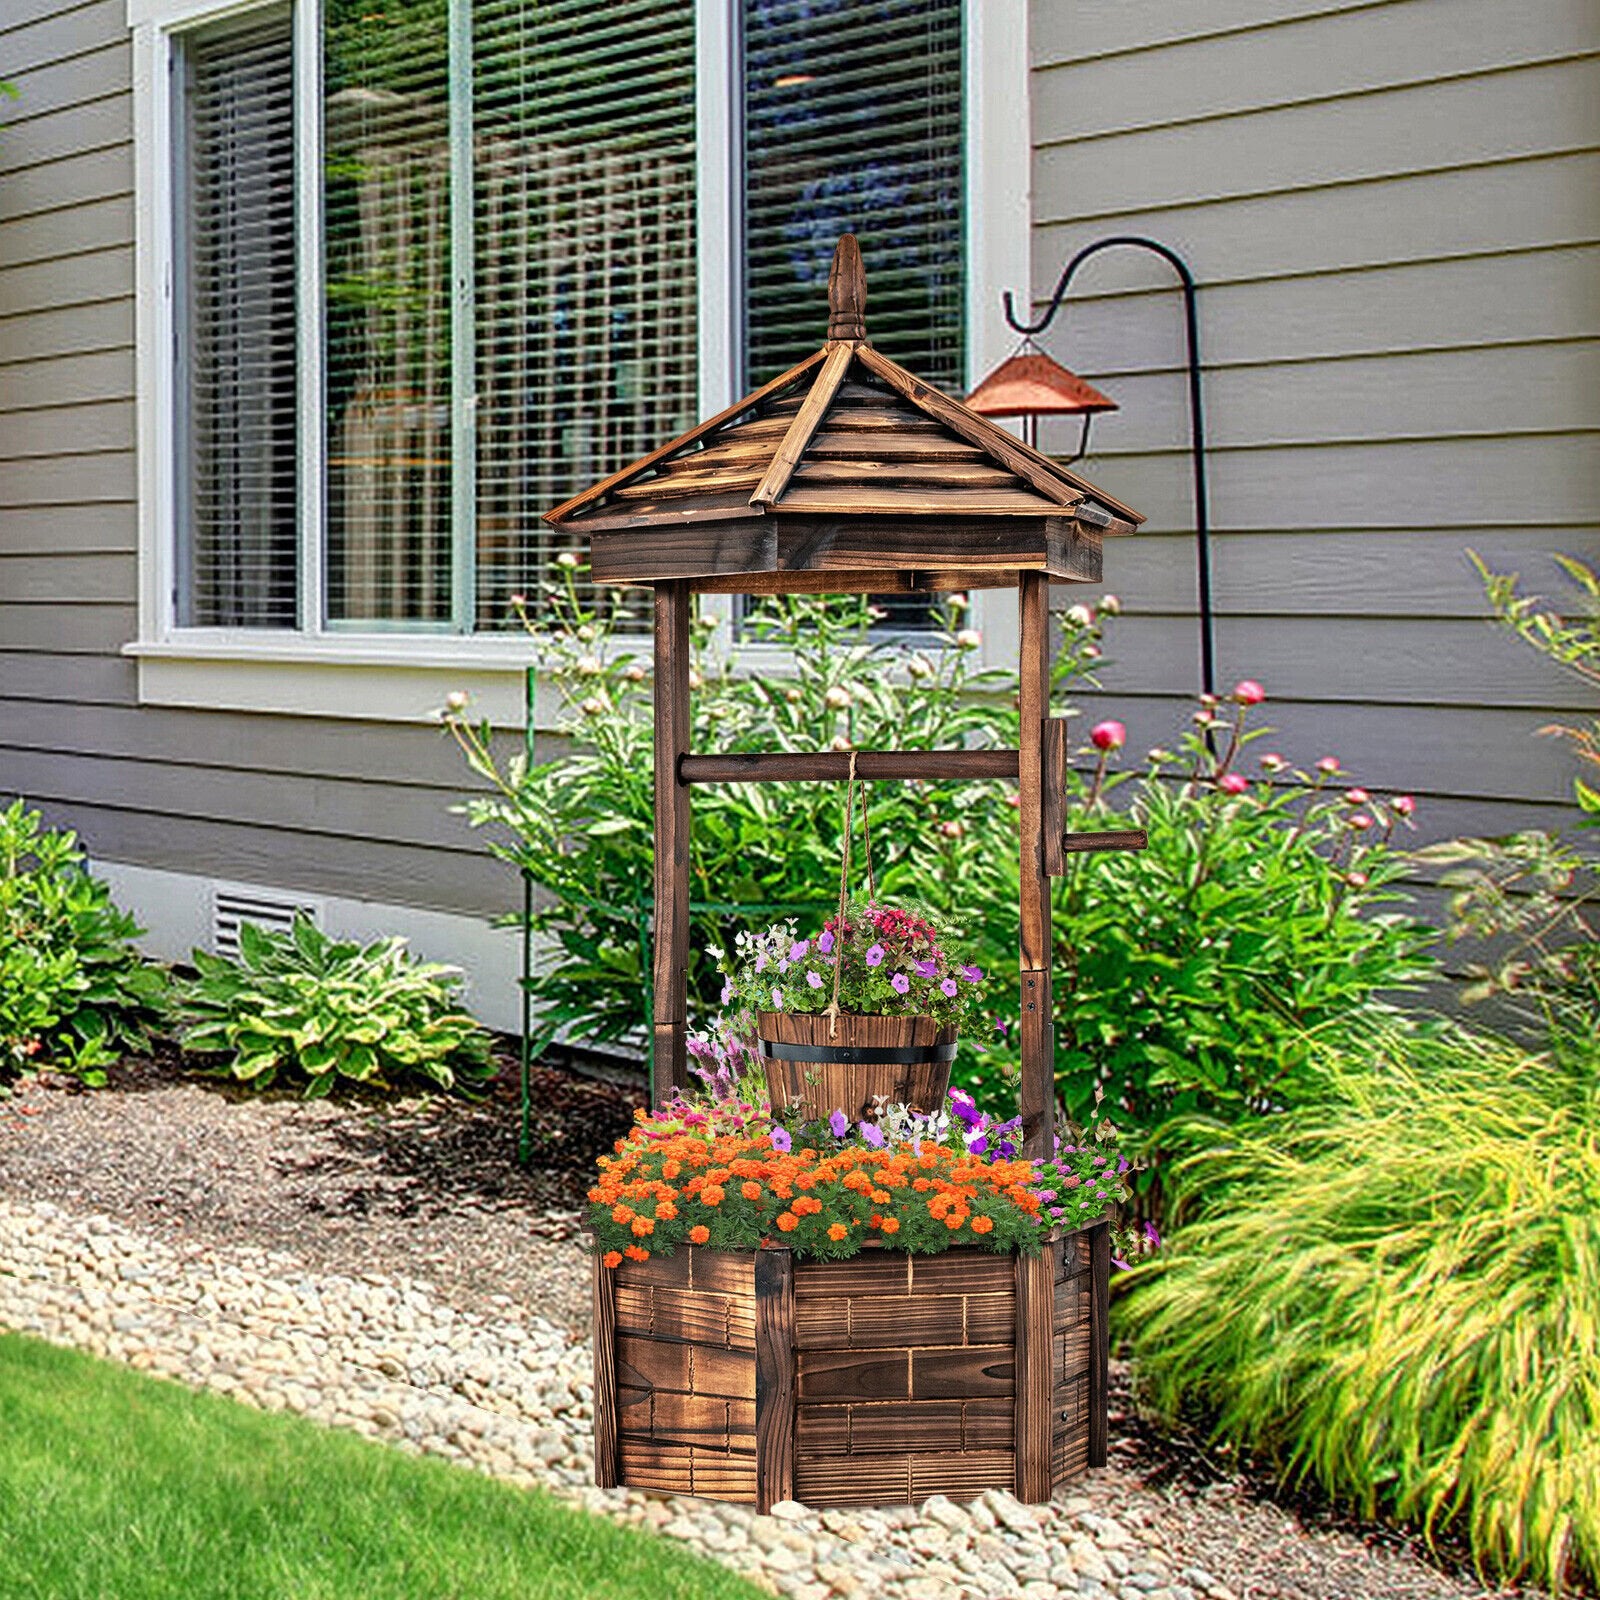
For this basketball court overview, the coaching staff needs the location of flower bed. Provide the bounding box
[587,1087,1125,1509]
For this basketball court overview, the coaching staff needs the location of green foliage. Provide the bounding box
[175,915,491,1097]
[1473,549,1600,818]
[1019,704,1436,1169]
[0,1332,768,1600]
[0,799,167,1085]
[446,565,1097,1056]
[1122,1023,1600,1594]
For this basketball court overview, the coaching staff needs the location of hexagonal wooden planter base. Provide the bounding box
[592,1221,1109,1511]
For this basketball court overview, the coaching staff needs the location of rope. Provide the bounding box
[825,751,857,1038]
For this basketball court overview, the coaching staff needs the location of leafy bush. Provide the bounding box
[1122,1022,1600,1593]
[175,916,491,1097]
[446,565,1094,1054]
[0,799,166,1085]
[993,690,1437,1166]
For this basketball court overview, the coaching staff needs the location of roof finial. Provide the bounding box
[828,235,867,342]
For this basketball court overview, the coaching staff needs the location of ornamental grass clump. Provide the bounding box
[718,899,986,1027]
[1123,1023,1600,1594]
[586,1087,1127,1267]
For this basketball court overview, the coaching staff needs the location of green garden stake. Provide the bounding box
[518,662,536,1168]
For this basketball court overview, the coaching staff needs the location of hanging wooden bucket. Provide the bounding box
[756,1010,957,1122]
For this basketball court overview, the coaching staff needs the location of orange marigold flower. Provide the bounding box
[623,1244,649,1262]
[701,1185,725,1206]
[632,1216,655,1236]
[611,1205,634,1224]
[776,1212,799,1232]
[913,1177,932,1192]
[827,1223,848,1242]
[689,1224,710,1244]
[971,1214,995,1234]
[662,1160,681,1179]
[601,1250,623,1269]
[656,1202,678,1220]
[945,1213,965,1230]
[741,1182,762,1201]
[880,1217,900,1234]
[868,1214,882,1229]
[870,1189,891,1205]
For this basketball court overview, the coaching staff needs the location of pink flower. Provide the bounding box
[806,970,824,989]
[789,940,808,960]
[1232,679,1266,705]
[771,988,784,1008]
[865,944,885,967]
[817,930,834,954]
[1316,756,1341,774]
[770,1126,792,1153]
[1259,752,1288,772]
[1218,773,1249,795]
[1348,813,1373,831]
[720,981,734,1005]
[1393,795,1417,818]
[890,972,911,994]
[1090,720,1126,752]
[960,964,983,982]
[915,959,938,978]
[940,978,958,998]
[1344,787,1370,805]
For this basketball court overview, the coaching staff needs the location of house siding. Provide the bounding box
[1030,0,1600,841]
[1,0,1595,963]
[0,0,504,919]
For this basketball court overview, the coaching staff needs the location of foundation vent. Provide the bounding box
[210,885,324,959]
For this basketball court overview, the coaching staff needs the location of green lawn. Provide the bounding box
[0,1332,763,1600]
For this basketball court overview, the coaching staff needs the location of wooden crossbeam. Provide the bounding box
[677,749,1019,785]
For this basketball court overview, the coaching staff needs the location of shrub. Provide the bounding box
[445,566,1098,1055]
[0,799,166,1085]
[987,689,1438,1167]
[1122,1023,1600,1593]
[175,916,491,1097]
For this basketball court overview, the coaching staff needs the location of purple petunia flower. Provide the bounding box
[771,988,784,1009]
[1118,1158,1131,1175]
[1144,1221,1162,1248]
[755,951,768,973]
[890,972,911,994]
[817,930,834,954]
[915,959,938,978]
[960,964,983,982]
[865,943,885,967]
[969,1134,989,1155]
[789,940,808,961]
[828,1109,848,1138]
[1112,1256,1132,1272]
[769,1126,792,1153]
[806,970,824,989]
[859,1122,885,1149]
[720,981,734,1005]
[940,978,958,998]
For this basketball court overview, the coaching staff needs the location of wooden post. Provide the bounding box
[1017,572,1054,1163]
[592,1255,619,1486]
[1014,1238,1055,1502]
[1088,1219,1111,1469]
[652,579,691,1102]
[753,1247,796,1512]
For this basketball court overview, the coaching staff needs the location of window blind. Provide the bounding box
[743,0,965,393]
[177,12,299,629]
[472,0,698,630]
[323,0,455,625]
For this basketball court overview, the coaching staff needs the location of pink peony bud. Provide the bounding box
[1347,871,1369,888]
[1090,720,1126,752]
[1199,693,1220,709]
[1232,679,1266,706]
[1392,795,1416,817]
[1344,787,1370,805]
[1348,813,1373,831]
[1218,772,1249,795]
[1316,756,1341,774]
[1259,752,1288,772]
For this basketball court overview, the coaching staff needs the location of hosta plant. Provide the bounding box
[1,799,167,1086]
[176,916,491,1097]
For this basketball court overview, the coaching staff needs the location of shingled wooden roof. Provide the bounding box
[545,236,1144,593]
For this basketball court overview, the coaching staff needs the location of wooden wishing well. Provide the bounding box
[546,236,1147,1510]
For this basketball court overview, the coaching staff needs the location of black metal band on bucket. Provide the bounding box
[758,1038,957,1066]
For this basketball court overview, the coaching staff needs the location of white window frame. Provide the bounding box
[126,0,1030,725]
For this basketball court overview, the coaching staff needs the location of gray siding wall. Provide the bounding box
[0,0,504,917]
[2,0,1595,939]
[1031,0,1600,844]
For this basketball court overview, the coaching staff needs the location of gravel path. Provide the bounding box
[0,1066,1540,1600]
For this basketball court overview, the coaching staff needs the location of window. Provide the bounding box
[158,0,970,646]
